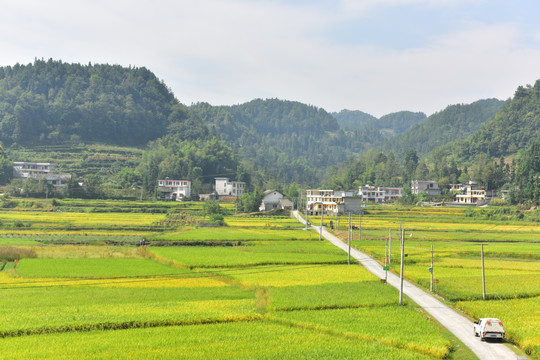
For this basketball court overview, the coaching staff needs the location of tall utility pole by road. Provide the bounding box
[388,228,392,264]
[430,243,434,292]
[319,208,324,241]
[348,213,351,264]
[481,243,486,300]
[399,225,405,305]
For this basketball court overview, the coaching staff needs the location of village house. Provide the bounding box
[358,185,385,203]
[450,181,487,205]
[157,178,191,201]
[215,177,245,197]
[13,162,71,187]
[411,180,441,196]
[382,187,403,202]
[306,189,362,215]
[358,185,403,203]
[259,190,294,211]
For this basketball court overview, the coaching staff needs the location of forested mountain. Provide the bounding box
[383,99,504,158]
[377,111,427,136]
[1,59,538,203]
[332,109,426,136]
[0,59,207,146]
[190,99,381,186]
[437,81,540,161]
[332,110,377,131]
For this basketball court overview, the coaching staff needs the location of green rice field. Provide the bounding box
[2,200,538,358]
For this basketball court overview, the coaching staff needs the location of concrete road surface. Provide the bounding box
[292,211,521,360]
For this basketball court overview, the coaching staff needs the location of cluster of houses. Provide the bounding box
[157,177,246,201]
[305,180,498,215]
[12,162,499,211]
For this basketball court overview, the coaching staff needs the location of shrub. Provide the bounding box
[0,246,37,262]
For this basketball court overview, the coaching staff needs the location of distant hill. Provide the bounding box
[332,109,426,136]
[0,59,207,147]
[332,110,377,131]
[466,82,540,158]
[190,99,362,185]
[428,82,540,163]
[383,98,504,158]
[377,111,427,136]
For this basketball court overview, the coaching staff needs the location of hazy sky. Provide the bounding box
[1,0,540,117]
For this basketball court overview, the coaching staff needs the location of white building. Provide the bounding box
[259,190,283,211]
[215,177,245,197]
[451,181,486,204]
[306,189,361,215]
[157,179,191,201]
[359,185,385,203]
[13,162,71,187]
[411,180,441,196]
[358,185,403,204]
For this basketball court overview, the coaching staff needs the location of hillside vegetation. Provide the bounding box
[333,109,427,137]
[190,99,380,185]
[383,99,504,158]
[0,59,207,147]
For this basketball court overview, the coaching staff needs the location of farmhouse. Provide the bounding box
[358,185,403,203]
[411,180,441,196]
[13,162,71,187]
[259,190,294,211]
[306,189,362,215]
[450,181,487,205]
[215,177,245,197]
[157,178,191,201]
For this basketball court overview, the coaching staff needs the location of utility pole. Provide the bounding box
[399,227,405,305]
[430,243,434,292]
[319,207,324,241]
[481,243,486,300]
[358,210,362,242]
[384,236,388,283]
[348,212,351,264]
[304,193,308,231]
[388,228,392,264]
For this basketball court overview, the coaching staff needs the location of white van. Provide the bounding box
[473,318,505,341]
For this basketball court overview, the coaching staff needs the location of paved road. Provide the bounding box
[292,211,521,360]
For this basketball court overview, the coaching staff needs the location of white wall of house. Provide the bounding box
[259,191,284,211]
[215,177,245,196]
[158,179,191,200]
[411,180,441,196]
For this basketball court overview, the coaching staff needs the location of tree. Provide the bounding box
[511,142,540,204]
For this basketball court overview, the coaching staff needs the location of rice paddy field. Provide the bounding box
[0,199,536,358]
[319,205,540,359]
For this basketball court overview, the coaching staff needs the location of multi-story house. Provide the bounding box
[306,189,361,215]
[381,187,403,202]
[13,162,71,187]
[450,181,486,204]
[359,185,385,203]
[215,177,245,197]
[411,180,441,196]
[157,178,191,201]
